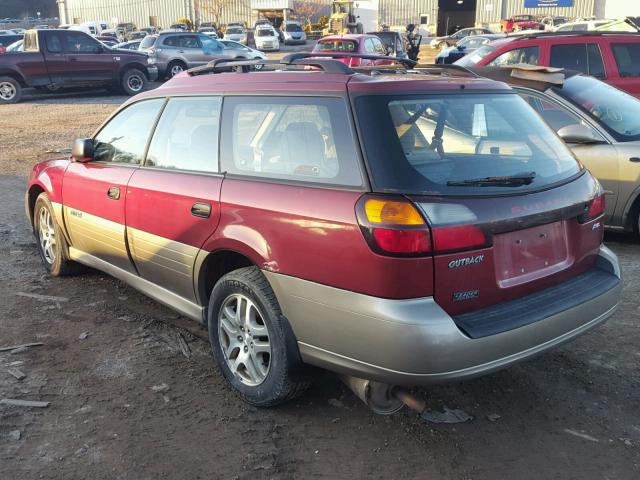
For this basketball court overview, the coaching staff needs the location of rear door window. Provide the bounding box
[145,97,221,173]
[45,32,63,53]
[487,46,539,66]
[611,43,640,77]
[550,43,605,78]
[221,97,363,186]
[93,99,165,164]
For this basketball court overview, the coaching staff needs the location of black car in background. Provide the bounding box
[436,34,505,64]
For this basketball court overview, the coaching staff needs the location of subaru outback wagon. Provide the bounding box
[26,56,621,409]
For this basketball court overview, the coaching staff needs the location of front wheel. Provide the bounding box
[33,193,79,276]
[208,267,310,407]
[121,68,147,95]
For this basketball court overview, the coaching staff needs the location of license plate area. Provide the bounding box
[494,221,572,288]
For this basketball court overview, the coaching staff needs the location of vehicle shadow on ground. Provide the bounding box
[19,83,164,105]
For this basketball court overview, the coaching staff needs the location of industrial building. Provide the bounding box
[56,0,639,35]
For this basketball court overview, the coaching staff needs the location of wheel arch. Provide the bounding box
[621,187,640,232]
[195,249,256,308]
[0,69,27,87]
[120,62,149,80]
[26,183,46,226]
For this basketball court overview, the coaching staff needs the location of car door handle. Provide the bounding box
[191,202,211,218]
[630,157,640,163]
[107,186,120,200]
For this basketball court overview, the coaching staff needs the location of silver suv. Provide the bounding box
[140,32,230,79]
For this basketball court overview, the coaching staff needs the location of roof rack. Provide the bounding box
[508,30,640,40]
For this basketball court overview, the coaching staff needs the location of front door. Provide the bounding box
[125,96,224,301]
[63,98,165,273]
[63,31,115,83]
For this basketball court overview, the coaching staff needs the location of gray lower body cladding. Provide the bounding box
[264,245,621,386]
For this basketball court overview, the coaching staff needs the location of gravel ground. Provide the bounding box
[0,83,638,479]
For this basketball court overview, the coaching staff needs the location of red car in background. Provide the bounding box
[501,14,542,32]
[313,34,394,66]
[456,32,640,98]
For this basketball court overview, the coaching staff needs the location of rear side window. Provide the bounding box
[162,35,181,47]
[146,97,221,173]
[549,44,605,78]
[46,32,62,53]
[94,99,164,164]
[315,40,357,52]
[487,46,539,66]
[221,97,363,186]
[611,43,640,77]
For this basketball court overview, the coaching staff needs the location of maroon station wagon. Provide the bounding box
[26,56,621,413]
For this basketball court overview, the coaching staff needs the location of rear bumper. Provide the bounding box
[265,245,621,386]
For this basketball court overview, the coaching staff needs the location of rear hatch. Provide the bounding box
[352,85,606,319]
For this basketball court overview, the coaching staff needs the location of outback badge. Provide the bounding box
[448,254,485,269]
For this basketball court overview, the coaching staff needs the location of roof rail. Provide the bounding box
[509,30,640,40]
[280,52,417,69]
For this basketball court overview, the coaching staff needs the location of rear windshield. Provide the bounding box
[140,35,156,48]
[355,93,581,196]
[226,27,244,34]
[455,45,495,66]
[285,24,303,32]
[315,40,357,52]
[256,29,274,37]
[554,75,640,142]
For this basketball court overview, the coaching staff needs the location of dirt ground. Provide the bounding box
[1,86,639,479]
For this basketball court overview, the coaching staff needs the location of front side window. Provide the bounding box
[93,99,164,164]
[487,46,539,66]
[355,93,581,195]
[146,97,221,173]
[611,43,640,77]
[65,32,102,54]
[222,97,363,186]
[520,91,600,136]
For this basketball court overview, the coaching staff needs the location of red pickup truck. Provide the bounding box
[501,14,542,33]
[0,29,158,104]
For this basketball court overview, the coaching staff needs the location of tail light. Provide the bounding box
[357,195,489,256]
[579,189,605,223]
[357,196,431,256]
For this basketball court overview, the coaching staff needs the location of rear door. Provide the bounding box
[125,96,224,302]
[548,42,607,79]
[607,41,640,98]
[63,31,114,82]
[63,98,165,273]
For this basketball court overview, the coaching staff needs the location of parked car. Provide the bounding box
[429,27,494,49]
[139,31,234,78]
[313,34,393,66]
[0,34,23,49]
[436,34,504,64]
[540,16,570,31]
[0,29,157,103]
[100,29,120,41]
[555,19,614,32]
[501,14,542,32]
[254,25,280,51]
[25,54,621,411]
[127,31,147,41]
[368,31,411,59]
[199,27,219,38]
[116,40,142,51]
[281,21,306,45]
[223,25,247,45]
[219,40,266,65]
[469,66,640,233]
[455,32,640,98]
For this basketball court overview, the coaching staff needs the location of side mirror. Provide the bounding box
[72,138,94,162]
[557,124,604,144]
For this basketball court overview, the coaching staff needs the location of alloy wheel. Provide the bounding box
[127,73,144,92]
[38,206,56,264]
[0,81,16,101]
[170,64,184,77]
[218,293,272,386]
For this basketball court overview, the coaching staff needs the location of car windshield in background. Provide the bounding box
[315,40,357,52]
[555,75,640,141]
[455,45,495,66]
[355,93,581,195]
[227,27,244,34]
[256,29,274,37]
[286,24,303,32]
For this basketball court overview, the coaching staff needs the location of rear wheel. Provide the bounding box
[121,68,147,95]
[167,60,187,78]
[0,76,21,104]
[33,193,79,276]
[208,267,310,406]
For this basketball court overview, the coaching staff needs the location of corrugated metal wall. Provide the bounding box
[476,0,597,26]
[379,0,437,28]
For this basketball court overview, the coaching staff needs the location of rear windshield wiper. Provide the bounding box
[447,172,536,187]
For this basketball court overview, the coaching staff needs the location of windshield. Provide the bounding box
[226,27,243,34]
[256,29,274,37]
[554,75,640,142]
[455,45,495,66]
[459,36,488,49]
[315,40,357,52]
[355,93,581,195]
[285,23,303,32]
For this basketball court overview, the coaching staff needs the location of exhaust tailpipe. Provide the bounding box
[340,376,425,415]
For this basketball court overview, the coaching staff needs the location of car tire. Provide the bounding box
[167,60,187,79]
[33,193,80,276]
[0,76,21,104]
[121,68,147,95]
[253,57,264,70]
[208,266,310,407]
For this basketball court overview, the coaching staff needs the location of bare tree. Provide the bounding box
[200,0,248,26]
[293,0,324,26]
